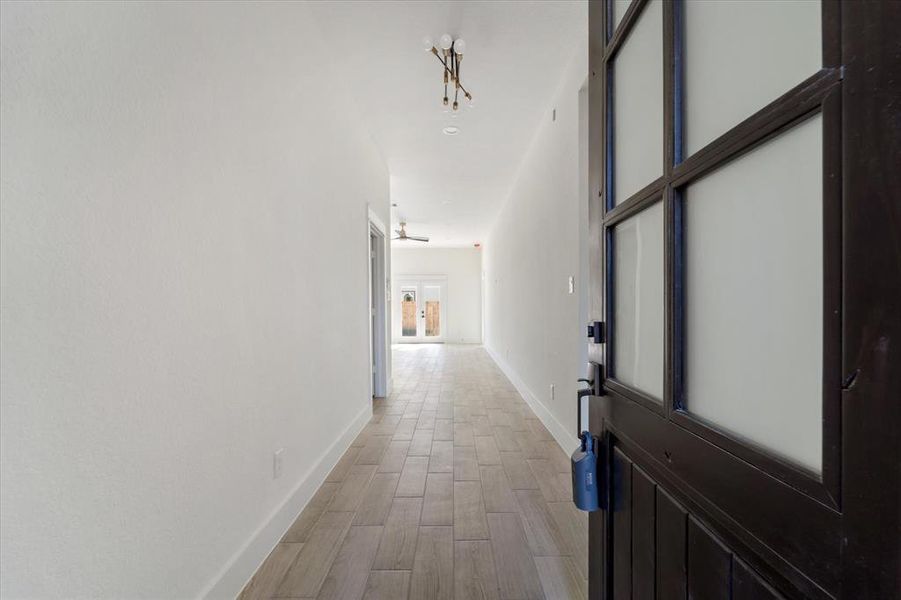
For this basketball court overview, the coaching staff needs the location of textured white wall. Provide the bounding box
[483,44,588,450]
[391,247,482,344]
[0,2,388,598]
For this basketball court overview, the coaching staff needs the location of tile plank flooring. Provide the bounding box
[242,345,587,600]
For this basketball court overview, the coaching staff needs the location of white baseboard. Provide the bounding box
[483,345,578,457]
[200,402,372,599]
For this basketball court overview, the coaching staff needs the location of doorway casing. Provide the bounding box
[368,208,389,398]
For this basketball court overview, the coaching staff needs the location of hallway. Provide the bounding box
[240,345,588,600]
[2,1,898,597]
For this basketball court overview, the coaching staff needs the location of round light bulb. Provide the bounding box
[422,36,433,51]
[453,39,466,55]
[439,34,453,50]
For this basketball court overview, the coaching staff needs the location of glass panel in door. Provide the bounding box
[613,0,663,205]
[422,285,441,338]
[682,114,824,473]
[401,287,418,337]
[612,200,664,400]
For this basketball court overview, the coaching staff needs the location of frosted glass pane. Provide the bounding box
[614,0,663,203]
[684,115,823,472]
[684,0,821,156]
[613,0,632,31]
[614,201,664,399]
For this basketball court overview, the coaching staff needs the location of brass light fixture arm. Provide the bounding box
[429,47,473,101]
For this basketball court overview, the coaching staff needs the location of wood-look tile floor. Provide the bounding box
[240,344,588,600]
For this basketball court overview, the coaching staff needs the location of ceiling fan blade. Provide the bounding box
[407,235,429,242]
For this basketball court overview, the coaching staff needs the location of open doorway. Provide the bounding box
[368,215,388,398]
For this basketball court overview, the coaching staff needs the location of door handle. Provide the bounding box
[576,364,605,437]
[577,382,593,438]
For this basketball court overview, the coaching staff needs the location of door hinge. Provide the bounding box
[587,321,606,344]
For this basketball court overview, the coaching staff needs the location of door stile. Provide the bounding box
[838,1,901,594]
[587,0,609,597]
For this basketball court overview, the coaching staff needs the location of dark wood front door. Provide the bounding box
[585,1,900,598]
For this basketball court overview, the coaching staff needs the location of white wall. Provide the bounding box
[483,44,589,452]
[391,247,482,344]
[0,3,389,598]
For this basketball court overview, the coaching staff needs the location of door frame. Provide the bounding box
[393,275,448,344]
[368,208,389,398]
[586,1,900,598]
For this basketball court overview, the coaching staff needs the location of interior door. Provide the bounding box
[395,278,447,343]
[585,1,900,599]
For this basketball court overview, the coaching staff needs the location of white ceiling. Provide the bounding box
[309,1,587,247]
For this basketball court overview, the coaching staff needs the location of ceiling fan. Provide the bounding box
[393,222,429,243]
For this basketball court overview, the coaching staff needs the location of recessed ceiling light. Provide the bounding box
[443,125,460,136]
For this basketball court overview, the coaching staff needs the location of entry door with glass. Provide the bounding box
[396,277,447,343]
[585,1,899,599]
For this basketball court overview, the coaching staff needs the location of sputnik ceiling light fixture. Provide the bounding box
[422,34,472,112]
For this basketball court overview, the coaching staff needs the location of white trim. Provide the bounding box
[368,221,389,397]
[367,206,387,237]
[367,203,389,398]
[200,403,372,599]
[484,345,579,456]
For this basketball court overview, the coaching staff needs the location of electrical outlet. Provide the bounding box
[273,448,285,479]
[550,384,556,400]
[568,276,575,294]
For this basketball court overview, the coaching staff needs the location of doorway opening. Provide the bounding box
[368,215,388,398]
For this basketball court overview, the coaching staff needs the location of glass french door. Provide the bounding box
[394,277,446,343]
[585,1,899,599]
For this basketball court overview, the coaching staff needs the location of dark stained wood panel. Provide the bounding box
[608,444,802,599]
[839,1,901,595]
[612,448,632,600]
[607,443,814,599]
[733,558,784,600]
[687,517,732,600]
[632,467,656,600]
[655,488,687,600]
